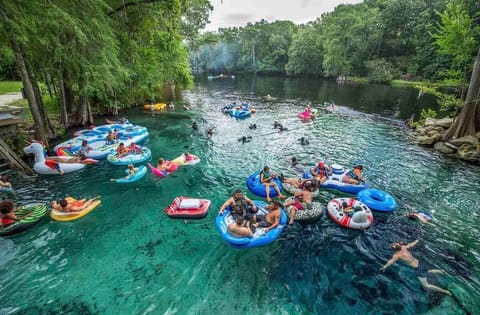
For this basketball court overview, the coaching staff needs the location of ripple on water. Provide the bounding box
[1,86,479,314]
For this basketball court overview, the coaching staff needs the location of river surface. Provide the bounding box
[1,75,478,314]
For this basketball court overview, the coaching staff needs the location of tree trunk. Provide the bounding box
[443,46,480,140]
[10,37,48,143]
[87,100,94,125]
[27,61,56,137]
[59,77,69,128]
[76,95,88,125]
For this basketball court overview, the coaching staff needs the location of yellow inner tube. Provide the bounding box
[50,197,101,222]
[143,103,166,111]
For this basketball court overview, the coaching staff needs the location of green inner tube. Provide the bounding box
[0,203,48,236]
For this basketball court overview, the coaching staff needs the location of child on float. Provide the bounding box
[0,200,33,225]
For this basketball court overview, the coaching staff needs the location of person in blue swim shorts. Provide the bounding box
[380,239,452,295]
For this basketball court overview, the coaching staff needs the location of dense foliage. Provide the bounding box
[0,0,211,141]
[190,0,479,85]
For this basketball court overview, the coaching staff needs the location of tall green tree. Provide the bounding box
[433,0,479,94]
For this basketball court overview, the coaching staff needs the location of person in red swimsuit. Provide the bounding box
[0,200,32,225]
[51,197,98,212]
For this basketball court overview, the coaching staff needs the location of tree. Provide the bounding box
[443,46,480,140]
[433,1,479,94]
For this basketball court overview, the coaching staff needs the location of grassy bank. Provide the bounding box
[0,81,22,94]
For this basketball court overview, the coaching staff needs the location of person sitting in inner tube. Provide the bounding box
[218,189,258,221]
[260,166,286,201]
[227,216,253,238]
[105,130,117,145]
[116,143,129,158]
[127,142,142,154]
[51,197,99,213]
[342,165,365,185]
[283,182,315,224]
[0,200,33,226]
[251,200,282,233]
[78,140,93,157]
[311,161,332,185]
[111,164,137,182]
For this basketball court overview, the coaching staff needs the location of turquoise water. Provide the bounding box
[1,78,479,314]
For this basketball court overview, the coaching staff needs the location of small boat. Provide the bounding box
[107,147,152,165]
[50,197,101,222]
[215,200,287,249]
[327,198,373,229]
[0,203,48,236]
[246,172,283,198]
[164,196,211,219]
[357,189,397,212]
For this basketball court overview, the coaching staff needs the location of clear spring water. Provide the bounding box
[1,77,479,314]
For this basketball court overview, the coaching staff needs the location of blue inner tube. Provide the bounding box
[357,188,397,212]
[116,165,147,183]
[246,172,283,198]
[215,200,287,249]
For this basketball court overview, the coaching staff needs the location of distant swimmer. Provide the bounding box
[300,137,309,145]
[238,136,252,143]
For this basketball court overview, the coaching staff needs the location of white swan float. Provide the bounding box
[23,142,85,175]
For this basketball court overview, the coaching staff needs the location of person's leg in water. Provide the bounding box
[417,276,452,295]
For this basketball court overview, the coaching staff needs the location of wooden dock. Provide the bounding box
[0,102,34,175]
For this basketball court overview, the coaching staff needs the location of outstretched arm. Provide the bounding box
[380,255,399,272]
[406,239,419,249]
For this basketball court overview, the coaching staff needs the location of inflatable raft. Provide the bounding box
[50,197,101,222]
[144,103,166,111]
[320,164,368,194]
[170,153,201,166]
[0,203,48,236]
[164,197,211,219]
[283,197,323,222]
[357,189,397,212]
[114,165,147,183]
[327,198,373,230]
[215,200,287,249]
[246,172,283,198]
[147,162,179,178]
[107,147,152,166]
